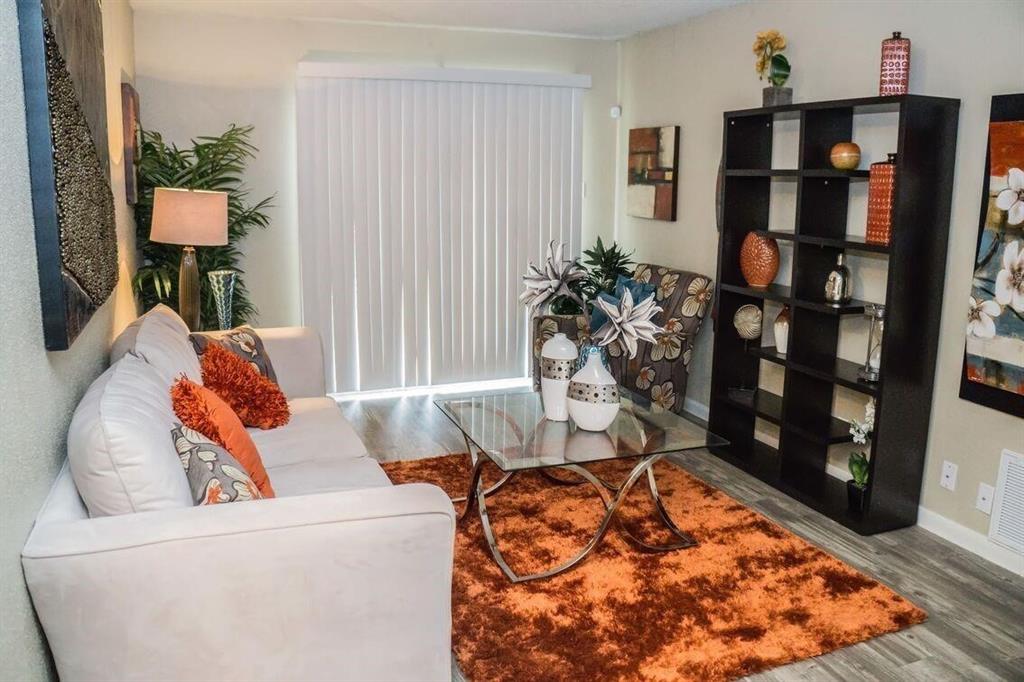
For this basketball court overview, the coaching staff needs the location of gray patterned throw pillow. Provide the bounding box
[190,327,278,383]
[171,425,263,505]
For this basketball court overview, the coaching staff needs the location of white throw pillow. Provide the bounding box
[68,353,192,517]
[110,304,201,384]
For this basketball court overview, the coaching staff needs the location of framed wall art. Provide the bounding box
[960,93,1024,417]
[16,0,118,350]
[626,126,679,221]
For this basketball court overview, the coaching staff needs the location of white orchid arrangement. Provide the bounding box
[848,399,875,489]
[968,167,1024,340]
[592,288,665,360]
[519,240,587,314]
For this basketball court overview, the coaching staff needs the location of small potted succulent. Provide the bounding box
[847,399,875,513]
[754,30,792,107]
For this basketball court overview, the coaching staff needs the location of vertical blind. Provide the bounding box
[296,66,588,393]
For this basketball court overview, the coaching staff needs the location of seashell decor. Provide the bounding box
[733,304,763,340]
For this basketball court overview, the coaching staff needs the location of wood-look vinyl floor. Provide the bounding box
[338,392,1024,682]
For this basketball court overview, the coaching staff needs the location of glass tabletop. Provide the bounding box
[435,389,728,472]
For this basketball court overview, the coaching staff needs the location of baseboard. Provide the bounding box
[915,507,1023,576]
[684,397,709,421]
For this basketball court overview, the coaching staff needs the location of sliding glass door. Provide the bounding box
[297,65,587,392]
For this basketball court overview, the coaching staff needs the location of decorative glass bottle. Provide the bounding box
[879,31,911,96]
[207,270,237,331]
[824,253,853,305]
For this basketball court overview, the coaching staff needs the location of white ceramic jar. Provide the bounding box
[566,350,620,431]
[540,333,578,422]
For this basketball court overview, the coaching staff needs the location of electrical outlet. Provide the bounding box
[976,483,995,514]
[940,461,958,491]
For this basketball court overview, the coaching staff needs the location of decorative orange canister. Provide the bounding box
[866,154,897,245]
[739,232,780,289]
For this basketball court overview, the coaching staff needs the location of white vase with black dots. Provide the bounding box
[540,333,578,421]
[566,350,620,431]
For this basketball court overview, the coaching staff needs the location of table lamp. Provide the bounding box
[149,187,228,331]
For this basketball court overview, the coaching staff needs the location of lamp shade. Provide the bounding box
[149,188,228,246]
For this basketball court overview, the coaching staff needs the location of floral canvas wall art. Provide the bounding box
[961,94,1024,417]
[626,126,679,221]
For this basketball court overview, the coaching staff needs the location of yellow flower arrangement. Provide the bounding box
[753,30,791,86]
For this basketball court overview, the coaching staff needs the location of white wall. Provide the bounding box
[0,2,138,680]
[132,9,620,328]
[615,0,1024,546]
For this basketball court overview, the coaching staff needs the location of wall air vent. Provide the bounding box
[990,449,1024,554]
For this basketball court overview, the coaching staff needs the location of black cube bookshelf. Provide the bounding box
[708,95,960,535]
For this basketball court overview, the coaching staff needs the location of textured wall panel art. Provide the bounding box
[16,0,117,350]
[626,126,679,221]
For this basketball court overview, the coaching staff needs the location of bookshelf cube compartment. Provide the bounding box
[801,108,854,170]
[798,177,851,239]
[725,114,771,169]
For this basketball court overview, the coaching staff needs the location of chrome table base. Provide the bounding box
[457,435,697,583]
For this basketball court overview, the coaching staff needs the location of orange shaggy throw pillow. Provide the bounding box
[200,343,290,430]
[170,378,275,498]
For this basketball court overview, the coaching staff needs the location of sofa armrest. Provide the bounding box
[23,484,455,682]
[200,326,326,398]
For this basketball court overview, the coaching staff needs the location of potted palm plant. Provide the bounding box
[847,399,875,513]
[133,124,273,330]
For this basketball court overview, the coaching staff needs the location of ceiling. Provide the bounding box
[129,0,744,39]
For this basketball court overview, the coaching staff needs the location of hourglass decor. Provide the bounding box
[207,270,238,331]
[858,304,886,383]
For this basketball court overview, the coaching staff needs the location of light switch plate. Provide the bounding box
[975,483,995,514]
[940,461,958,491]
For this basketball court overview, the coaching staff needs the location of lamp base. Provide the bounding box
[179,246,200,331]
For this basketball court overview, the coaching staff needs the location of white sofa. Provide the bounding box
[22,306,456,682]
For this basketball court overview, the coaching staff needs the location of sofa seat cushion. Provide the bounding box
[110,304,201,385]
[266,457,392,497]
[68,354,192,517]
[247,397,367,468]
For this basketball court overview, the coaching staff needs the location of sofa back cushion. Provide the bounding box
[111,304,201,384]
[68,354,192,516]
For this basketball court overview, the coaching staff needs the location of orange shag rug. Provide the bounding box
[381,454,925,682]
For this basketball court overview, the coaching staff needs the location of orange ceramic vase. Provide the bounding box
[740,232,780,289]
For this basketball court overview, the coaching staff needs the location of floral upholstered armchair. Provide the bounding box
[531,264,713,416]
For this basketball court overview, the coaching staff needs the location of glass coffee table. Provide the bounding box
[435,389,728,583]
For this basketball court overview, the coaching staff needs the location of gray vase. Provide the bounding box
[762,86,793,107]
[207,270,237,331]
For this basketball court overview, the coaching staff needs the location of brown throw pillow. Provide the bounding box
[191,327,278,383]
[170,377,275,498]
[200,343,290,430]
[171,425,264,505]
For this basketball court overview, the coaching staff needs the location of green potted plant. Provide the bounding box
[548,237,635,315]
[847,399,875,513]
[754,30,792,107]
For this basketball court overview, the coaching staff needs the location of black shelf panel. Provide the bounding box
[755,230,890,254]
[719,282,871,315]
[798,234,890,254]
[726,169,869,179]
[749,345,880,397]
[720,282,791,304]
[720,388,783,425]
[723,94,958,119]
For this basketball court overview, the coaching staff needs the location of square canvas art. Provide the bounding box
[961,94,1024,417]
[627,126,679,221]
